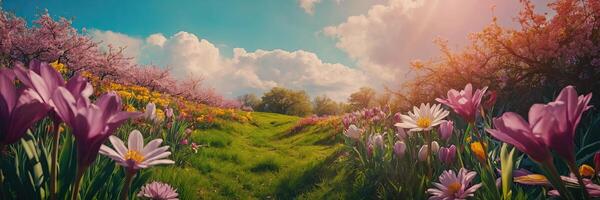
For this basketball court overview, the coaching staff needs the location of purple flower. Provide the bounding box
[13,60,92,122]
[439,120,454,141]
[52,88,141,169]
[438,145,456,165]
[436,83,488,123]
[99,130,174,171]
[137,181,179,200]
[427,168,482,200]
[394,141,406,158]
[0,69,51,145]
[536,86,592,164]
[485,109,553,163]
[165,107,174,119]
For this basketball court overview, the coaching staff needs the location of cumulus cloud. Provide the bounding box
[298,0,321,14]
[89,29,144,60]
[323,0,539,84]
[89,30,367,101]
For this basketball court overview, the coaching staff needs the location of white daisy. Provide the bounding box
[99,130,174,170]
[394,103,449,132]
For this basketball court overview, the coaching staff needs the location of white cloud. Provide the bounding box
[298,0,321,14]
[146,33,167,47]
[89,30,367,101]
[88,29,144,60]
[323,0,534,85]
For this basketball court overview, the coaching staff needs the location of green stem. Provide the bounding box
[120,170,135,200]
[426,130,433,179]
[567,161,591,199]
[50,121,61,200]
[542,160,574,200]
[71,167,85,200]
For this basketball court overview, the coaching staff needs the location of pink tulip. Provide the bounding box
[0,69,51,145]
[394,141,406,158]
[13,60,92,122]
[438,145,456,165]
[536,86,592,164]
[436,83,488,123]
[485,110,553,163]
[52,88,141,169]
[439,120,454,141]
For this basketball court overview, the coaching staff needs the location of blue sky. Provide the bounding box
[2,0,550,100]
[3,0,386,66]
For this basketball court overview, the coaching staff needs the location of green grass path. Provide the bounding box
[149,112,342,199]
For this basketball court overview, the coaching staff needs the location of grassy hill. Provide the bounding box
[148,112,345,199]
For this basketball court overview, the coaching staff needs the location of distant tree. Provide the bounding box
[237,93,261,110]
[312,95,340,116]
[348,87,376,111]
[259,87,312,116]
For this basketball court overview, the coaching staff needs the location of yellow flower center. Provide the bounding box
[416,117,432,128]
[447,182,462,194]
[580,164,595,177]
[125,150,145,164]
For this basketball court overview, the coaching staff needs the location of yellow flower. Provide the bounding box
[156,109,165,121]
[580,164,595,177]
[470,142,487,162]
[124,104,137,112]
[50,60,68,74]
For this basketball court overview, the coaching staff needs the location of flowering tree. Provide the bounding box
[0,9,235,108]
[401,0,600,112]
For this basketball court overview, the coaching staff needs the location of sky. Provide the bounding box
[2,0,550,101]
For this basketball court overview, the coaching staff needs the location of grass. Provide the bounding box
[147,112,343,199]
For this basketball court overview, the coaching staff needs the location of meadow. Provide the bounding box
[2,0,600,199]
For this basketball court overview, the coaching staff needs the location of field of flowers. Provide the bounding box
[336,84,600,199]
[0,60,255,199]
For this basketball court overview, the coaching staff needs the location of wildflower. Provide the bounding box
[52,89,140,197]
[394,141,406,158]
[395,103,449,132]
[137,181,179,200]
[143,102,157,121]
[439,120,454,141]
[427,168,482,200]
[13,60,92,122]
[191,142,199,153]
[431,141,440,153]
[470,142,486,162]
[537,86,592,164]
[436,83,488,123]
[368,133,384,150]
[439,145,456,165]
[0,69,51,145]
[165,107,174,119]
[344,124,362,140]
[580,164,595,178]
[99,130,174,171]
[180,139,189,145]
[419,145,429,162]
[485,111,552,163]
